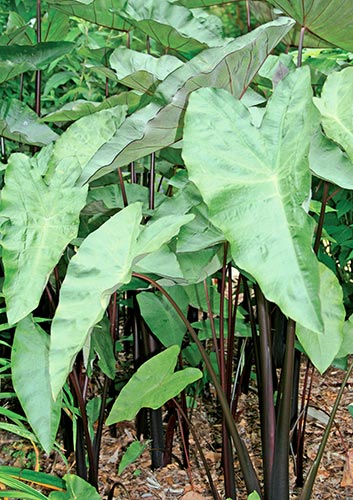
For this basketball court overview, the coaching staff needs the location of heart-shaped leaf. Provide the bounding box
[182,67,323,332]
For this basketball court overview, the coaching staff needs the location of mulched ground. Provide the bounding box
[1,362,353,499]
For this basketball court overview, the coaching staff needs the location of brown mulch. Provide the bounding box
[1,363,353,500]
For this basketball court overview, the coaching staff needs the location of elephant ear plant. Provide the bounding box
[0,1,353,499]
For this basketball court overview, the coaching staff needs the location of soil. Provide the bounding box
[1,362,353,500]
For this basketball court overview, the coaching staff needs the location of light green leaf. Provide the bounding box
[267,0,353,51]
[47,0,132,31]
[12,317,61,453]
[47,106,127,176]
[137,291,187,347]
[134,244,185,280]
[49,205,191,397]
[297,264,345,373]
[135,214,194,257]
[309,130,353,190]
[183,67,323,332]
[118,440,149,475]
[336,316,353,359]
[49,203,142,399]
[0,99,58,146]
[110,48,183,93]
[121,0,224,56]
[314,67,353,162]
[106,345,202,424]
[0,42,74,84]
[48,474,101,500]
[78,17,295,184]
[1,152,87,325]
[41,93,140,123]
[247,492,261,500]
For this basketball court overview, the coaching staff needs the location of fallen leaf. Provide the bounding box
[181,492,206,500]
[341,448,353,487]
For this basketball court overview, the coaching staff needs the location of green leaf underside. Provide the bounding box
[0,99,58,146]
[0,42,74,84]
[12,317,61,453]
[106,345,202,424]
[1,153,87,325]
[268,0,353,51]
[183,68,324,333]
[47,0,132,31]
[314,67,353,162]
[121,0,224,55]
[297,263,345,373]
[78,17,295,184]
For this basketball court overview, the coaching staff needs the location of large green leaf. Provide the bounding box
[267,0,353,51]
[49,203,142,398]
[12,317,61,453]
[78,17,295,184]
[0,42,74,84]
[183,67,323,332]
[0,99,58,146]
[49,204,192,397]
[296,264,344,373]
[309,131,353,190]
[106,345,202,424]
[313,67,353,162]
[46,0,131,31]
[110,47,183,94]
[1,153,87,325]
[120,0,224,56]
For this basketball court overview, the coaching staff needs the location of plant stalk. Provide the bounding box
[270,319,296,500]
[132,272,262,496]
[299,362,353,500]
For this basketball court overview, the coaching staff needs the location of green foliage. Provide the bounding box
[106,345,202,424]
[118,440,150,475]
[12,316,62,453]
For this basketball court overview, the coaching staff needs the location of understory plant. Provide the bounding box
[0,1,353,499]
